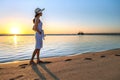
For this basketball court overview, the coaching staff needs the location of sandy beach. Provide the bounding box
[0,49,120,80]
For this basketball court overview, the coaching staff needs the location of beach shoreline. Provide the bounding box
[0,48,120,80]
[1,48,120,64]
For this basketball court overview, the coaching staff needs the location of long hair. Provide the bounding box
[33,13,40,24]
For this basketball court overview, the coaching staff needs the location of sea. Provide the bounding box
[0,35,120,63]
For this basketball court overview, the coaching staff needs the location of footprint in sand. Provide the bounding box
[9,78,14,80]
[65,59,72,62]
[84,58,92,60]
[19,64,28,68]
[115,54,120,56]
[0,68,4,69]
[9,75,24,80]
[101,55,106,58]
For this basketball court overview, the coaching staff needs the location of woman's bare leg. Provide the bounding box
[36,49,40,63]
[30,49,37,64]
[36,49,44,64]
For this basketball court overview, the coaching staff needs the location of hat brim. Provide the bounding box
[37,8,45,14]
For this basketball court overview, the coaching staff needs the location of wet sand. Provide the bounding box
[0,49,120,80]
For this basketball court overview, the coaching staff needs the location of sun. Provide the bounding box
[10,27,20,34]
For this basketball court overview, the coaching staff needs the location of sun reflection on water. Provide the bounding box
[13,35,17,46]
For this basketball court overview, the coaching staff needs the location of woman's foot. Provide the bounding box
[29,60,35,65]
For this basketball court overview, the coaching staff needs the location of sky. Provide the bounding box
[0,0,120,34]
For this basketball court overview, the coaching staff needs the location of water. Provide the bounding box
[0,35,120,63]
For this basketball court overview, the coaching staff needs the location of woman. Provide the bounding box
[30,8,45,64]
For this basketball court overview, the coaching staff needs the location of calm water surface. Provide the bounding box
[0,35,120,63]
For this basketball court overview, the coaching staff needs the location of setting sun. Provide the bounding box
[7,22,23,34]
[10,27,20,34]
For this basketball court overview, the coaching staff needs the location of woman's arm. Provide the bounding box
[34,17,41,34]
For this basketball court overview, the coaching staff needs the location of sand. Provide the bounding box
[0,49,120,80]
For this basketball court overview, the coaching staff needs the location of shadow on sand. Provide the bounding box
[31,61,59,80]
[31,64,46,80]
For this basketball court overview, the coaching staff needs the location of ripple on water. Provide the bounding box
[0,35,120,62]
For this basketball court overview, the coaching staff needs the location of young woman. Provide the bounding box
[30,8,45,64]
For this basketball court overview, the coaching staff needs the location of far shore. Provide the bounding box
[0,33,120,36]
[0,48,120,80]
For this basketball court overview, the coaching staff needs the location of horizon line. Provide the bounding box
[0,33,120,36]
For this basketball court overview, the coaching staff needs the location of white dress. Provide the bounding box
[35,19,44,49]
